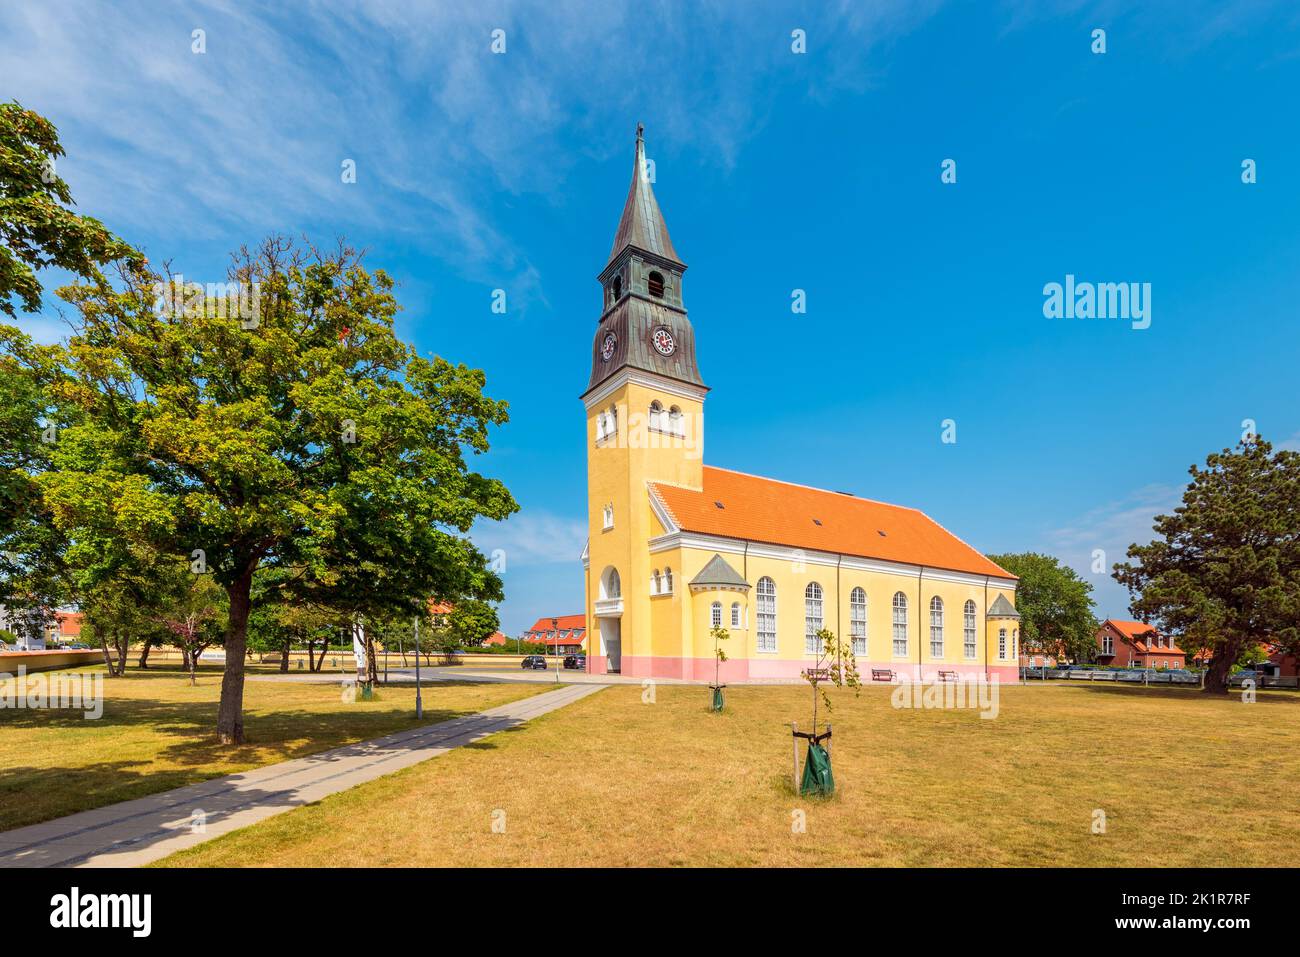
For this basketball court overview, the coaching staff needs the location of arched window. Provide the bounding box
[710,601,722,629]
[963,599,977,659]
[850,587,867,656]
[804,582,823,653]
[756,577,777,652]
[611,275,622,301]
[929,596,944,658]
[601,504,613,530]
[596,411,608,441]
[647,270,665,298]
[663,567,673,593]
[651,569,661,595]
[731,602,742,629]
[601,567,621,600]
[649,400,665,432]
[998,628,1007,660]
[668,405,683,437]
[892,592,908,657]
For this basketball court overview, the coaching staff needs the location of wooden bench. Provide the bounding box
[937,670,958,682]
[871,668,895,682]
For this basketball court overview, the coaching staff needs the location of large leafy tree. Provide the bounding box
[987,552,1098,664]
[0,100,140,317]
[38,237,517,742]
[1114,438,1300,693]
[1,101,135,621]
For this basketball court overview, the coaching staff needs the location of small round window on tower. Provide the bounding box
[647,271,665,298]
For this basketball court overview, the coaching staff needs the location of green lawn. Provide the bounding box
[157,680,1300,868]
[0,663,545,832]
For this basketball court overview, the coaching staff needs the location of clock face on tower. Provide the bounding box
[600,331,617,361]
[651,326,676,357]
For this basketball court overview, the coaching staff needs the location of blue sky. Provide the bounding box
[4,1,1299,634]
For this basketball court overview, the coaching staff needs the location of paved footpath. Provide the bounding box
[0,682,604,868]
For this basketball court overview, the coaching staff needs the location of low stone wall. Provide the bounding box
[0,650,103,675]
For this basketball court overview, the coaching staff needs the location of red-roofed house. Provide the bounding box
[520,615,587,653]
[1095,619,1189,669]
[578,126,1020,681]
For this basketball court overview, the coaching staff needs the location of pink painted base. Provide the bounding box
[612,656,1019,684]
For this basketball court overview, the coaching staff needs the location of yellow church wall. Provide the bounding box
[585,377,707,674]
[651,542,1018,680]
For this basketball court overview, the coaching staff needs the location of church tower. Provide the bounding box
[582,124,707,674]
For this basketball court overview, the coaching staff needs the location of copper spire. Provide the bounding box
[607,123,681,266]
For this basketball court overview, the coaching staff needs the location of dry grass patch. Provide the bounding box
[159,681,1300,867]
[0,664,544,831]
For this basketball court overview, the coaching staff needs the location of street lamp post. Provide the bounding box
[552,616,560,684]
[414,616,423,720]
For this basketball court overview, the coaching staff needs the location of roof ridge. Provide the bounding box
[702,465,921,513]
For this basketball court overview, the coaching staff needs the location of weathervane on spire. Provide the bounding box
[636,121,644,140]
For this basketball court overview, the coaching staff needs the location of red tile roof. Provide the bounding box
[525,614,585,633]
[1103,619,1188,656]
[648,467,1014,580]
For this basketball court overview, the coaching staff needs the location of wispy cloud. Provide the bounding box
[1048,483,1182,616]
[0,0,944,315]
[472,508,587,570]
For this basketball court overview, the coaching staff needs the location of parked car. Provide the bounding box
[563,654,586,670]
[521,655,548,670]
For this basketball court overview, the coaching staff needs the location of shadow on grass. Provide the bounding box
[0,777,321,867]
[0,688,509,832]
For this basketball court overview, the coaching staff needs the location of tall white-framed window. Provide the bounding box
[663,567,673,593]
[668,405,684,436]
[710,601,722,629]
[804,582,823,653]
[756,577,777,652]
[1011,629,1018,660]
[963,599,977,659]
[1102,631,1114,655]
[998,628,1007,660]
[651,569,661,595]
[648,400,665,432]
[891,592,908,657]
[929,596,945,658]
[602,504,614,530]
[730,602,742,629]
[849,587,867,656]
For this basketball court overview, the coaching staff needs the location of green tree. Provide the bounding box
[37,237,516,742]
[1114,438,1300,693]
[0,101,139,317]
[445,599,499,649]
[987,552,1098,664]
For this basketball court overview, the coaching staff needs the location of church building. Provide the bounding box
[581,126,1020,682]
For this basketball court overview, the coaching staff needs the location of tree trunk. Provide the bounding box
[1203,645,1237,694]
[137,636,155,669]
[365,626,379,685]
[217,572,254,744]
[98,632,118,675]
[280,635,291,673]
[109,632,128,676]
[187,642,207,686]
